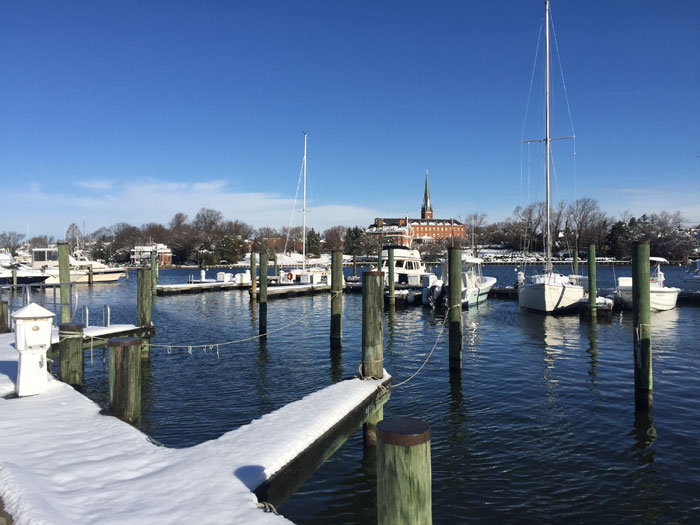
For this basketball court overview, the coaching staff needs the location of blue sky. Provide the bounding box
[1,1,699,239]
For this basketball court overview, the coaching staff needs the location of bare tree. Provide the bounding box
[0,231,25,255]
[192,208,223,245]
[65,223,82,250]
[323,225,346,252]
[28,235,54,248]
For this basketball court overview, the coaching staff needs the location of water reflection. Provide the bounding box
[586,316,600,388]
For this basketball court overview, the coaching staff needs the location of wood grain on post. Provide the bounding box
[109,337,142,424]
[633,241,652,412]
[59,323,84,388]
[387,248,395,303]
[58,241,71,324]
[0,301,8,333]
[377,418,432,525]
[362,271,383,379]
[259,252,267,336]
[250,251,257,297]
[137,268,152,329]
[588,244,597,309]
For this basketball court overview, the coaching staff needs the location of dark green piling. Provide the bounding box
[0,301,8,333]
[150,251,158,293]
[59,323,84,389]
[377,249,383,272]
[362,271,383,379]
[377,418,432,525]
[58,241,71,324]
[588,244,597,309]
[573,249,578,275]
[109,337,142,424]
[387,248,395,304]
[250,251,257,298]
[353,254,357,277]
[633,241,652,412]
[259,252,268,336]
[448,247,462,372]
[330,251,343,349]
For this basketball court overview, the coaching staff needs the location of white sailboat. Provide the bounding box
[279,133,331,285]
[517,0,585,313]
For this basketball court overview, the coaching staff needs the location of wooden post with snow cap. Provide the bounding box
[58,241,71,324]
[109,337,142,424]
[377,417,432,525]
[448,247,462,372]
[387,248,395,304]
[150,251,158,294]
[250,250,257,298]
[59,323,84,389]
[361,271,383,379]
[633,241,652,412]
[588,244,597,310]
[330,251,343,349]
[259,252,267,337]
[0,301,8,333]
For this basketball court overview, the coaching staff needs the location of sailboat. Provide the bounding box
[279,133,331,285]
[517,0,586,313]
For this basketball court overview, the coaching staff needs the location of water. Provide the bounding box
[63,265,700,522]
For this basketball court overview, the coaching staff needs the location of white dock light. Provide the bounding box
[11,303,56,397]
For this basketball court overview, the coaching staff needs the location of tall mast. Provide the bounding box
[302,132,307,270]
[545,0,552,274]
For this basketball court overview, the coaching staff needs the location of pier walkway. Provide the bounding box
[0,333,390,524]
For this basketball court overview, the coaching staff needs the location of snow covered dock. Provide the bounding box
[0,333,391,524]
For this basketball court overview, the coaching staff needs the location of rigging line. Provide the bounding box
[521,19,544,143]
[284,158,305,254]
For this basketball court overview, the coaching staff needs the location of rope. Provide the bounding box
[393,305,453,389]
[144,311,314,352]
[256,502,279,515]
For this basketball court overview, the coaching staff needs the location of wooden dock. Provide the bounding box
[157,281,248,296]
[255,283,331,299]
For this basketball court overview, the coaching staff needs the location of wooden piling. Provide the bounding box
[588,244,597,309]
[250,251,257,298]
[0,301,9,333]
[573,249,578,275]
[150,251,158,293]
[259,252,268,336]
[387,248,395,304]
[108,337,142,424]
[377,418,432,525]
[273,252,278,277]
[88,265,94,286]
[330,251,343,348]
[377,249,383,272]
[12,267,18,291]
[448,247,462,372]
[353,254,357,277]
[361,271,383,379]
[59,323,84,388]
[137,268,152,328]
[632,241,652,412]
[58,241,71,324]
[363,405,383,449]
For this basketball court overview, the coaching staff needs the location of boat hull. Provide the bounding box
[462,276,497,307]
[616,287,679,311]
[518,281,585,313]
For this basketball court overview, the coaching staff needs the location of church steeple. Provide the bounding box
[421,170,433,220]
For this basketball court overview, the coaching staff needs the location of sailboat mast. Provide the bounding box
[545,0,552,274]
[302,132,307,271]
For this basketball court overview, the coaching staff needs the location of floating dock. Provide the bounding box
[157,281,248,295]
[0,331,391,524]
[256,283,331,299]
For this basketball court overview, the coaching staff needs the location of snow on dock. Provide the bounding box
[50,324,140,345]
[0,333,390,524]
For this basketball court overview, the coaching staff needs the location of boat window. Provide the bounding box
[396,260,405,268]
[34,250,46,262]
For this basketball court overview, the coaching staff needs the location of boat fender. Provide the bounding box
[286,272,293,280]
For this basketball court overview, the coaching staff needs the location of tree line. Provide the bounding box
[1,198,698,264]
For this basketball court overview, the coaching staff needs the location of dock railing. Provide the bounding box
[0,282,78,329]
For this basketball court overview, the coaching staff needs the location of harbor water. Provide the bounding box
[56,265,700,522]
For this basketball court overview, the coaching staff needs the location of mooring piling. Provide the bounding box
[588,244,597,310]
[58,323,84,389]
[377,417,432,525]
[387,248,395,304]
[573,249,579,275]
[137,268,152,329]
[58,241,71,324]
[273,252,278,277]
[377,249,383,272]
[362,271,384,379]
[363,405,383,450]
[0,301,8,333]
[108,337,142,424]
[150,251,158,294]
[330,251,343,349]
[353,254,358,277]
[633,241,652,412]
[250,251,257,298]
[448,247,462,372]
[88,266,94,286]
[259,252,268,337]
[11,268,18,297]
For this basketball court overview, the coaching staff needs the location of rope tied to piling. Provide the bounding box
[358,359,385,381]
[58,330,83,341]
[256,501,279,515]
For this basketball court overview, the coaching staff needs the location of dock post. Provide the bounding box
[273,252,278,278]
[330,251,343,349]
[387,248,395,304]
[361,271,383,379]
[12,267,18,295]
[588,244,597,310]
[137,268,152,359]
[125,268,129,281]
[58,241,71,324]
[573,249,578,275]
[59,323,84,389]
[448,247,462,372]
[633,241,652,412]
[108,337,142,424]
[377,249,383,272]
[150,251,158,294]
[250,251,257,298]
[0,301,8,333]
[259,252,268,337]
[88,266,94,286]
[363,405,383,450]
[377,418,432,525]
[353,254,357,277]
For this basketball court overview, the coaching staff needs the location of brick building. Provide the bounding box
[367,171,466,247]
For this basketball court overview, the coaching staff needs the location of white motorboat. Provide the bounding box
[422,255,497,308]
[616,257,680,311]
[0,252,50,285]
[31,247,122,284]
[517,0,585,313]
[381,245,426,287]
[683,260,700,292]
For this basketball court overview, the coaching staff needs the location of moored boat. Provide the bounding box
[616,257,680,311]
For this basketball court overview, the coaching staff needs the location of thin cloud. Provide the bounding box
[76,179,115,191]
